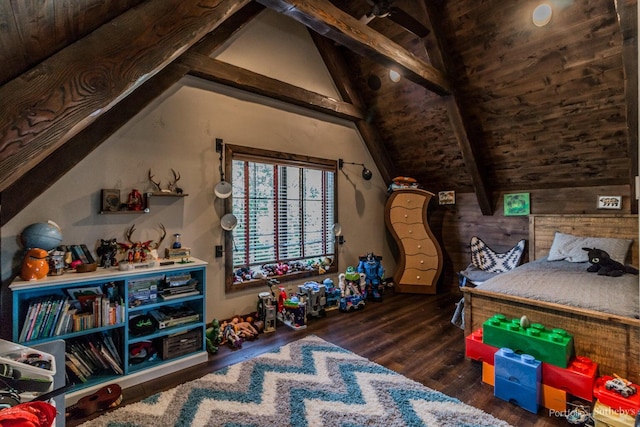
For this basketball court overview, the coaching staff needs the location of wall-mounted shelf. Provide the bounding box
[99,192,187,215]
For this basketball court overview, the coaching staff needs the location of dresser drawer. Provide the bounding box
[388,206,424,225]
[390,222,429,240]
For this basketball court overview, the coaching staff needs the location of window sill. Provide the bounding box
[226,266,337,293]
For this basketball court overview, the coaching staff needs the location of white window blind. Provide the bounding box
[230,157,336,276]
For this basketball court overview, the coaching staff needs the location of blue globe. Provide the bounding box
[20,222,63,251]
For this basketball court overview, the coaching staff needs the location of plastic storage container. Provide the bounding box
[0,338,55,398]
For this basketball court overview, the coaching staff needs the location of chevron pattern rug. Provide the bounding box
[82,335,512,427]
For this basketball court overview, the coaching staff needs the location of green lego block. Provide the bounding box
[482,314,574,368]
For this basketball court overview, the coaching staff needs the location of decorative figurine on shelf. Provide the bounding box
[357,252,385,302]
[118,224,166,268]
[20,248,49,280]
[127,189,144,211]
[97,238,119,268]
[148,168,183,194]
[168,169,183,194]
[338,266,365,312]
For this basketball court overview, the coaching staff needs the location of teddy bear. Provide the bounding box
[582,247,639,277]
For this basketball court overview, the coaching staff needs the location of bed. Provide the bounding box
[461,214,640,383]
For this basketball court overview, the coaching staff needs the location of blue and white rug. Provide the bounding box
[82,335,512,427]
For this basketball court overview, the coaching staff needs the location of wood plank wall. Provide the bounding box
[429,184,634,292]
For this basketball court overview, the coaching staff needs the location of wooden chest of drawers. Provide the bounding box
[384,189,443,294]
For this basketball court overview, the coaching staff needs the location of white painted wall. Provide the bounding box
[1,10,394,321]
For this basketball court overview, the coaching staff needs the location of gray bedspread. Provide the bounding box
[475,258,639,319]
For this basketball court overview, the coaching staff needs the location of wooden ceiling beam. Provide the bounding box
[0,0,251,194]
[309,31,394,185]
[255,0,451,96]
[1,63,190,226]
[421,0,493,215]
[180,53,363,121]
[615,0,638,214]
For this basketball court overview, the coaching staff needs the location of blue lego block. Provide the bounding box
[494,348,542,414]
[494,376,540,414]
[494,347,542,389]
[482,314,573,367]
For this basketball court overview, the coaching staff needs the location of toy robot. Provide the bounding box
[323,278,341,310]
[338,266,365,312]
[298,281,327,318]
[357,252,384,302]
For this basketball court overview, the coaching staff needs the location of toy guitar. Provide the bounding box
[68,383,122,417]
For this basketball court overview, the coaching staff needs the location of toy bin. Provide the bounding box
[0,338,55,398]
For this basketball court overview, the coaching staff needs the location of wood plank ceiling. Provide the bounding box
[0,0,636,224]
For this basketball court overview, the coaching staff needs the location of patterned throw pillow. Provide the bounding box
[470,236,526,273]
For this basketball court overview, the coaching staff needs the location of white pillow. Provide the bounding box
[547,232,632,263]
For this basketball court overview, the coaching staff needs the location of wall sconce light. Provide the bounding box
[339,158,373,181]
[333,223,344,245]
[214,138,232,199]
[221,213,238,231]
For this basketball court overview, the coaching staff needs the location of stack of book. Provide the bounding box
[65,334,123,383]
[19,292,125,342]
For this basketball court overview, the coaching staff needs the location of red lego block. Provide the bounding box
[465,328,498,364]
[593,376,640,416]
[542,355,598,401]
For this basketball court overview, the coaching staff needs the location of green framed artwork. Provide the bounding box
[504,193,530,216]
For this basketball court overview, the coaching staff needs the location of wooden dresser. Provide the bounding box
[385,188,443,294]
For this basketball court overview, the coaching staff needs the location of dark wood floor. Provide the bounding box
[67,288,569,426]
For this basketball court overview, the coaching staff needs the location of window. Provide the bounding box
[224,145,337,292]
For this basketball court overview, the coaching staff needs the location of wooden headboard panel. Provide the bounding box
[529,214,639,267]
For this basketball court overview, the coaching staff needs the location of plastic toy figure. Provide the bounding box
[97,238,118,268]
[338,267,365,312]
[357,252,385,302]
[605,375,637,397]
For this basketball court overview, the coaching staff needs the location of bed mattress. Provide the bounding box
[475,258,639,319]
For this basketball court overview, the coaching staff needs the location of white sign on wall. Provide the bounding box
[597,195,622,209]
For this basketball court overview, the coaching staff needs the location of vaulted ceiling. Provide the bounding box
[0,0,636,224]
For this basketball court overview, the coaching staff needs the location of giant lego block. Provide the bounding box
[593,376,640,416]
[494,347,541,414]
[466,328,498,364]
[542,355,598,401]
[482,314,574,368]
[541,384,567,412]
[592,399,637,427]
[482,362,494,386]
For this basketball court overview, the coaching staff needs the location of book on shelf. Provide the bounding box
[65,359,87,383]
[64,334,124,382]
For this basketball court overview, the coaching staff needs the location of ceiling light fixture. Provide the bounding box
[339,158,373,181]
[532,3,552,27]
[389,69,401,83]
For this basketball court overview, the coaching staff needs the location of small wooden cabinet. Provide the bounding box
[385,189,443,294]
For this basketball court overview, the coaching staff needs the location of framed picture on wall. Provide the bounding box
[597,195,622,209]
[504,193,530,216]
[438,190,455,205]
[101,189,120,212]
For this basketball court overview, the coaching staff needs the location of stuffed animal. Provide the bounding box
[205,319,221,354]
[582,247,639,277]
